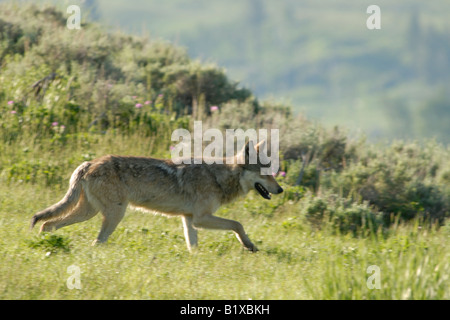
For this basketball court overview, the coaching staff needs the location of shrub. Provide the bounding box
[0,3,253,136]
[25,233,71,254]
[299,193,383,234]
[322,141,450,224]
[4,159,65,186]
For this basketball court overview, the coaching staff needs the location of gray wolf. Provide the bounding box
[30,140,283,252]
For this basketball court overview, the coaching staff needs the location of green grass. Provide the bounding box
[0,130,448,300]
[1,178,448,299]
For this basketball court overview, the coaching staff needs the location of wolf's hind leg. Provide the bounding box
[92,202,128,245]
[41,193,98,232]
[182,215,198,251]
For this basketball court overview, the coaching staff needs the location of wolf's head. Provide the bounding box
[238,140,283,200]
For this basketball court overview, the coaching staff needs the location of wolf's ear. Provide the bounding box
[255,139,266,153]
[241,140,252,163]
[242,140,259,164]
[245,140,255,154]
[237,140,254,164]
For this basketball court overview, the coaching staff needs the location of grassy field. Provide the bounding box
[0,134,448,300]
[1,183,449,299]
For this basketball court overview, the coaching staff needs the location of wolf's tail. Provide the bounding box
[31,162,90,229]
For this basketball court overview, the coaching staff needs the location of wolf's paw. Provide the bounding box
[40,222,56,232]
[245,244,259,253]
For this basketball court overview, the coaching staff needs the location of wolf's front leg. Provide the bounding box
[181,215,198,251]
[192,214,258,252]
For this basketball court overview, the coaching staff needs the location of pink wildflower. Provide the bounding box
[145,100,152,105]
[52,122,58,126]
[135,103,143,108]
[210,106,219,111]
[7,101,14,105]
[10,110,17,114]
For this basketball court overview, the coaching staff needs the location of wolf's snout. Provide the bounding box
[277,186,283,194]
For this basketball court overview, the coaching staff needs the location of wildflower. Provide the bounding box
[132,96,137,99]
[210,106,219,112]
[135,103,143,108]
[280,171,286,177]
[145,100,152,105]
[158,94,163,98]
[52,122,58,126]
[7,101,14,105]
[170,146,175,151]
[10,110,17,114]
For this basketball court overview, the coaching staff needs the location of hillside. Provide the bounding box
[92,0,450,142]
[4,0,450,142]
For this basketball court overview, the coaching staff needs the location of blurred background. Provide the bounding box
[3,0,450,143]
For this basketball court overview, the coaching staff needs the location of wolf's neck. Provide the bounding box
[216,165,245,204]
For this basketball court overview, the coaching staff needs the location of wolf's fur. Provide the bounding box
[31,140,283,251]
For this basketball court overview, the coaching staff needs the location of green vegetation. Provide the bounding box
[0,3,449,300]
[91,0,450,142]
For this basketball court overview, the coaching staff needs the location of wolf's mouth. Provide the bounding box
[255,183,271,200]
